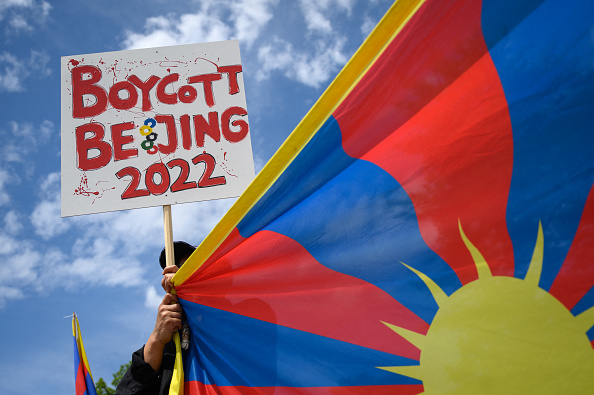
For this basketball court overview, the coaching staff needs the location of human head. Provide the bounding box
[159,241,196,269]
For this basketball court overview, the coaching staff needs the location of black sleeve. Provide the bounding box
[115,346,160,395]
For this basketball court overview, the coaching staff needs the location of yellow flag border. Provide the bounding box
[169,331,184,395]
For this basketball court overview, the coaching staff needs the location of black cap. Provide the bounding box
[159,241,196,269]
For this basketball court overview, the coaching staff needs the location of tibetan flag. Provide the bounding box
[172,0,594,393]
[73,314,97,395]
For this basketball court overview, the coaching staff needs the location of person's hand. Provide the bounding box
[151,293,183,345]
[144,293,183,371]
[161,264,178,293]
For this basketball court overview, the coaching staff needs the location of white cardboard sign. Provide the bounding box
[61,40,254,217]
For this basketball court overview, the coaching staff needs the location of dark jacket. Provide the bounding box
[116,341,176,395]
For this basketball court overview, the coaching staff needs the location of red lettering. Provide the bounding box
[72,65,108,118]
[116,167,150,199]
[187,73,221,107]
[145,163,170,195]
[128,75,159,111]
[155,115,177,155]
[221,106,249,143]
[178,85,197,104]
[156,73,179,105]
[108,81,138,110]
[192,153,226,187]
[218,65,242,95]
[193,112,220,147]
[75,123,112,170]
[111,121,137,161]
[180,114,192,150]
[167,158,197,192]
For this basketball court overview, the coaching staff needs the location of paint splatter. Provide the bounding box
[74,173,115,203]
[218,151,238,178]
[74,173,99,196]
[67,59,80,71]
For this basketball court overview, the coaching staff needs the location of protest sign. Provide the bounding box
[61,40,254,217]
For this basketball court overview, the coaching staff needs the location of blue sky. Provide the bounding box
[0,0,393,393]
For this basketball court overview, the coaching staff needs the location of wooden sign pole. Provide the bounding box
[163,205,175,268]
[163,204,183,395]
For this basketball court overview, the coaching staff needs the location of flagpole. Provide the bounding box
[162,204,184,395]
[163,205,175,268]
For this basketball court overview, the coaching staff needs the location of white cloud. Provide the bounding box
[0,285,24,308]
[122,13,231,49]
[299,0,332,33]
[3,210,22,234]
[0,169,10,206]
[0,0,51,35]
[257,36,347,88]
[39,119,53,139]
[144,285,162,309]
[0,170,163,306]
[0,240,41,306]
[8,14,31,32]
[229,0,278,46]
[0,50,51,92]
[39,196,231,295]
[68,250,146,288]
[4,246,40,284]
[361,15,378,37]
[0,120,54,185]
[10,119,52,146]
[0,232,18,255]
[121,0,277,50]
[171,198,235,244]
[298,0,355,33]
[69,207,164,255]
[8,194,230,306]
[0,227,148,308]
[30,195,69,239]
[118,0,360,89]
[0,52,23,91]
[30,172,69,239]
[63,195,233,261]
[39,171,59,197]
[257,38,293,70]
[0,0,35,15]
[0,236,138,309]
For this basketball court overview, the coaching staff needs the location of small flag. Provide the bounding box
[73,313,97,395]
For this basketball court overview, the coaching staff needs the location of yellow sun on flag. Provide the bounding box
[379,221,594,394]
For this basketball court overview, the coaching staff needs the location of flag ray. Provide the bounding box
[264,152,461,322]
[549,184,594,315]
[355,51,515,281]
[178,229,428,359]
[180,302,422,388]
[490,0,594,284]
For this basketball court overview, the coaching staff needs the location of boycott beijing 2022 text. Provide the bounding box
[70,64,249,200]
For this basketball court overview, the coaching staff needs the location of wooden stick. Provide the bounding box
[163,205,175,268]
